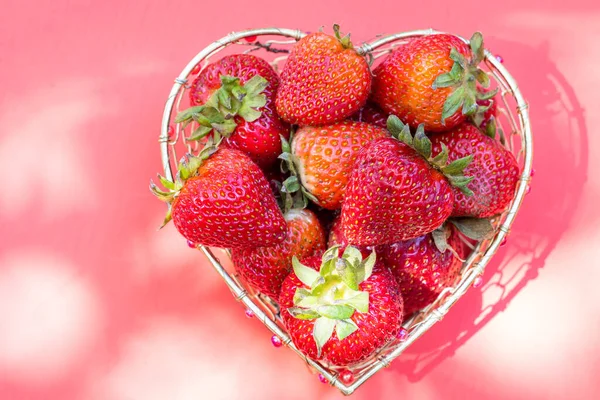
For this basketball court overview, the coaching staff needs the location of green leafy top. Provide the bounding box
[277,132,319,213]
[149,137,221,227]
[332,24,353,50]
[432,32,499,124]
[288,245,376,356]
[387,115,474,196]
[175,75,268,141]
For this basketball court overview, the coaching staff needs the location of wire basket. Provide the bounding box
[158,28,533,395]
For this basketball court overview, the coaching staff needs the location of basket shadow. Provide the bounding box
[385,39,588,383]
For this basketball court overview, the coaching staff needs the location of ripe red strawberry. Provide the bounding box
[280,246,403,366]
[340,116,474,246]
[177,54,289,168]
[280,121,388,210]
[150,144,286,249]
[430,123,520,218]
[350,102,389,128]
[231,209,326,298]
[372,33,493,132]
[276,25,371,126]
[327,217,374,256]
[380,226,466,317]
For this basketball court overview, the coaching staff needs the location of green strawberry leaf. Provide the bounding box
[175,106,205,123]
[476,87,498,101]
[282,176,300,193]
[337,289,369,313]
[431,143,449,167]
[320,246,340,277]
[339,262,359,291]
[287,307,320,320]
[462,92,478,116]
[336,319,359,341]
[449,47,468,70]
[475,69,491,88]
[158,175,176,190]
[342,246,362,269]
[317,304,355,320]
[432,69,461,89]
[485,116,497,139]
[313,317,336,356]
[470,32,485,65]
[447,175,475,195]
[386,115,412,145]
[187,125,213,141]
[243,75,269,97]
[431,225,449,253]
[413,124,432,159]
[292,256,321,288]
[450,217,495,240]
[441,155,473,176]
[359,250,376,284]
[441,86,466,123]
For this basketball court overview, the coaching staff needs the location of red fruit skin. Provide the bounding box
[371,34,471,132]
[341,137,454,246]
[171,149,286,249]
[231,209,326,298]
[292,121,389,209]
[327,217,374,257]
[280,256,403,366]
[430,124,520,217]
[380,228,466,317]
[350,103,389,129]
[189,54,289,168]
[276,32,371,126]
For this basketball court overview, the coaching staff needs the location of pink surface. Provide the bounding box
[1,0,599,399]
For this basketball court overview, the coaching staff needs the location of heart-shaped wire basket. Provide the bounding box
[158,28,533,395]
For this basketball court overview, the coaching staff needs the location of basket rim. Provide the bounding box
[157,27,533,396]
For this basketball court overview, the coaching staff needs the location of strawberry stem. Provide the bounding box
[387,115,474,196]
[288,246,375,355]
[432,32,493,125]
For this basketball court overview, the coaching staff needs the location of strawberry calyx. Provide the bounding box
[278,132,318,213]
[432,217,495,258]
[449,217,495,241]
[332,24,353,50]
[387,115,474,196]
[150,137,221,227]
[432,32,499,124]
[288,245,376,356]
[175,75,268,141]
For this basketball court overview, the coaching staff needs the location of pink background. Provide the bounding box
[1,0,599,399]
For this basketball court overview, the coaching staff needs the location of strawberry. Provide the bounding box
[280,121,388,210]
[327,216,374,256]
[430,123,520,218]
[350,102,389,129]
[150,143,286,249]
[380,226,466,317]
[276,25,371,126]
[231,209,326,298]
[280,246,403,366]
[340,116,474,246]
[372,33,495,132]
[177,54,289,168]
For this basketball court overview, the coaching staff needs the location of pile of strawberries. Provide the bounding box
[151,26,519,369]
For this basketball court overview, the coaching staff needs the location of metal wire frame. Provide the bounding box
[158,28,533,396]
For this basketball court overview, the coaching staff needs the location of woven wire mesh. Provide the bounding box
[158,28,533,395]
